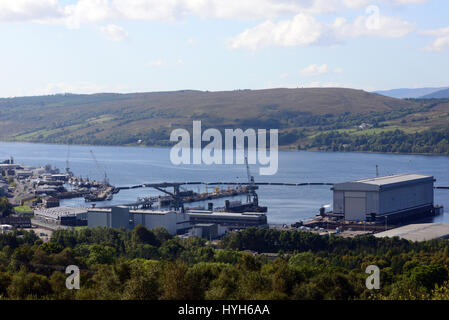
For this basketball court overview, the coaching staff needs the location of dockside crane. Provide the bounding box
[244,156,259,204]
[65,145,74,177]
[90,150,109,186]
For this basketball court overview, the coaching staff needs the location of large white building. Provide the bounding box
[132,209,190,235]
[333,174,435,222]
[87,206,190,235]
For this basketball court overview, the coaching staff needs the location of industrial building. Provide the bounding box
[333,174,435,222]
[191,224,219,239]
[88,207,131,230]
[187,210,268,227]
[0,163,21,172]
[0,216,31,228]
[87,207,191,235]
[132,209,190,235]
[34,206,88,226]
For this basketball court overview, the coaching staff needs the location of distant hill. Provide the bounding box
[375,87,449,99]
[421,88,449,99]
[0,87,448,152]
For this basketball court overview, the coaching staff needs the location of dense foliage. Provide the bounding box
[1,226,449,300]
[309,127,449,154]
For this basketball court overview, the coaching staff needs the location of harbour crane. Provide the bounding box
[90,150,109,186]
[244,156,259,204]
[65,145,74,176]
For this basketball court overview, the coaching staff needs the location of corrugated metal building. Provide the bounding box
[131,209,190,235]
[34,206,87,226]
[187,210,268,227]
[88,207,131,229]
[87,207,191,235]
[333,174,434,221]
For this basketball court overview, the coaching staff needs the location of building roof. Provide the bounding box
[87,208,112,213]
[187,210,266,219]
[0,164,20,168]
[87,207,176,215]
[374,223,449,242]
[131,209,176,215]
[35,206,87,218]
[355,174,433,186]
[333,173,434,191]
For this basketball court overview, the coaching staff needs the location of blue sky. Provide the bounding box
[0,0,448,97]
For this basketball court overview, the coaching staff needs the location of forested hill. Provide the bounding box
[0,88,448,154]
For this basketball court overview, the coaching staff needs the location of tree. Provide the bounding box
[87,245,116,265]
[161,261,193,300]
[410,264,449,290]
[0,197,13,217]
[7,270,52,299]
[122,263,161,300]
[131,225,160,246]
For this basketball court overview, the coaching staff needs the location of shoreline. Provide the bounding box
[1,139,449,158]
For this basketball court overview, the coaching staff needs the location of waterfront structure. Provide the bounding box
[42,196,60,208]
[0,163,21,171]
[333,174,434,222]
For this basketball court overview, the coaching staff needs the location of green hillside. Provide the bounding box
[0,88,449,153]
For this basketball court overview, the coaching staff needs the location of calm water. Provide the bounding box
[1,141,448,224]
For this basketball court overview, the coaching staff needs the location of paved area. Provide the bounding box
[374,223,449,242]
[30,227,53,242]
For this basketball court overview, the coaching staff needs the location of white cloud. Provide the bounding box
[300,64,330,76]
[145,58,186,67]
[229,13,324,50]
[146,59,166,67]
[230,12,415,50]
[26,81,129,96]
[421,26,449,52]
[279,73,289,79]
[335,15,415,38]
[264,80,376,91]
[300,64,343,76]
[334,67,343,73]
[0,0,429,27]
[0,0,63,23]
[100,24,128,41]
[60,0,115,29]
[301,81,376,91]
[342,0,427,8]
[29,0,339,27]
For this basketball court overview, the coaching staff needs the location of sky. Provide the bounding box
[0,0,448,97]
